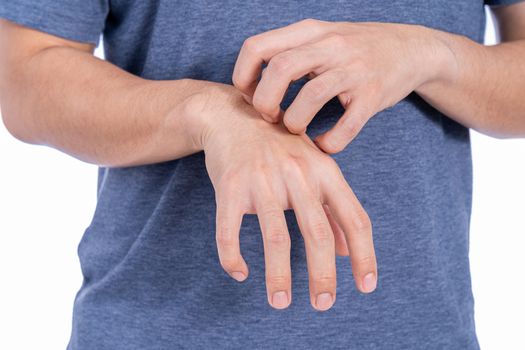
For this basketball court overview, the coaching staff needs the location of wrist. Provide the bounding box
[176,81,242,153]
[415,26,460,93]
[163,79,228,153]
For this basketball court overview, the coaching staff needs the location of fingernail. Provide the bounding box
[272,291,289,309]
[230,271,247,282]
[362,272,377,293]
[315,293,334,311]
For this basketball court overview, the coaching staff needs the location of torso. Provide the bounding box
[70,1,485,349]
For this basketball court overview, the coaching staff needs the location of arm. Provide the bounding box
[0,20,208,167]
[232,2,525,153]
[417,2,525,138]
[0,20,378,310]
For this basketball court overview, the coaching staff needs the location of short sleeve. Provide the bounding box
[0,0,109,45]
[485,0,525,6]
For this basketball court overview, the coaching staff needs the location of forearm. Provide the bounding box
[416,30,525,138]
[0,43,210,167]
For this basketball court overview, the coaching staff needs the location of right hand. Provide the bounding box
[181,83,377,311]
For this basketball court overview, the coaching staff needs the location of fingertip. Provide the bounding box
[230,261,249,282]
[283,115,306,135]
[360,272,377,294]
[230,271,248,282]
[261,112,278,123]
[314,134,344,154]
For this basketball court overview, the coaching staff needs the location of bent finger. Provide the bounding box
[252,45,335,122]
[283,69,350,134]
[233,19,332,97]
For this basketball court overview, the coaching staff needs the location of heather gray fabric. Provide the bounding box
[2,0,522,349]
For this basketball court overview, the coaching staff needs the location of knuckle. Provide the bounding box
[367,79,383,98]
[253,162,274,180]
[216,189,235,204]
[339,118,361,140]
[252,92,272,114]
[283,115,306,134]
[312,275,336,287]
[325,33,347,49]
[300,18,318,26]
[349,58,371,77]
[259,205,282,220]
[301,79,329,102]
[354,255,377,271]
[331,68,350,85]
[216,225,237,247]
[298,18,326,31]
[266,274,290,287]
[266,228,290,245]
[281,155,305,178]
[353,210,372,233]
[220,256,242,271]
[216,171,241,196]
[231,71,243,89]
[268,54,292,75]
[242,36,261,56]
[310,221,333,245]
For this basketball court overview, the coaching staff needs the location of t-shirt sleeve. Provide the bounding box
[0,0,109,45]
[485,0,525,6]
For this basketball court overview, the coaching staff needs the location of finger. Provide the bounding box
[323,173,377,294]
[255,191,292,310]
[315,97,371,154]
[283,68,350,134]
[287,176,337,311]
[252,45,335,122]
[232,19,331,97]
[215,193,249,282]
[323,204,349,257]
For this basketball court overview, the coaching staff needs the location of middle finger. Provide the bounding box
[287,175,337,311]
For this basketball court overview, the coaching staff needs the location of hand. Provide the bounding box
[232,19,454,153]
[182,83,377,311]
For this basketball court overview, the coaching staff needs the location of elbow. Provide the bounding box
[472,112,525,139]
[0,104,37,144]
[497,119,525,139]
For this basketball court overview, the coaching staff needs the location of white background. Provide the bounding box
[0,8,524,350]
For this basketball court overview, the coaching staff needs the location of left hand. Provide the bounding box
[232,19,455,153]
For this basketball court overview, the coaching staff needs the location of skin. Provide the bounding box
[233,3,525,153]
[201,86,374,310]
[0,21,376,312]
[0,3,524,311]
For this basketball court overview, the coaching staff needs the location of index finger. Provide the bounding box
[232,19,331,96]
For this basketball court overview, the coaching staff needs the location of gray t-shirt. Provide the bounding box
[1,0,521,349]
